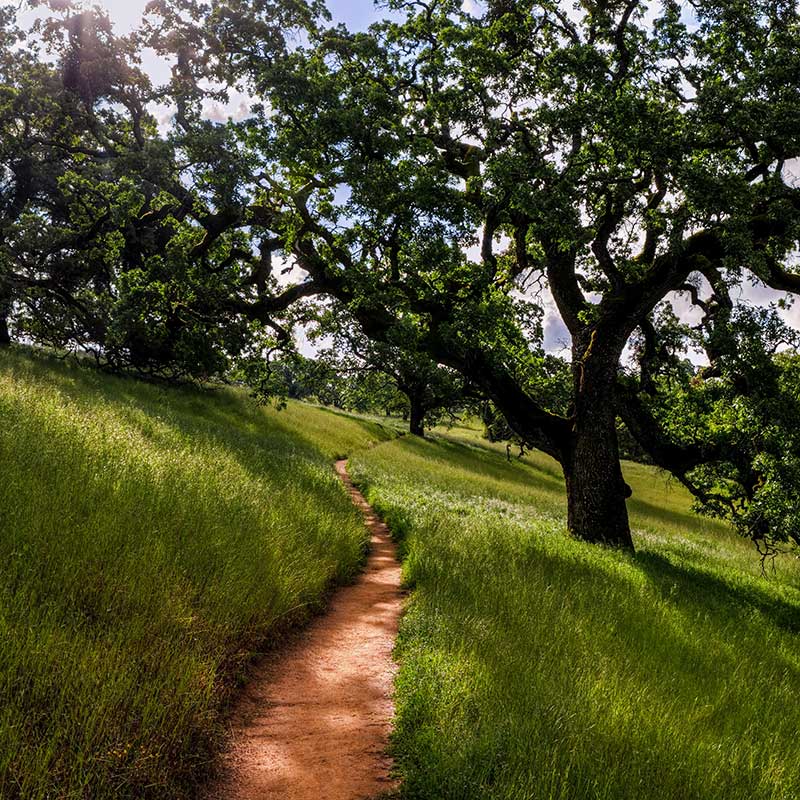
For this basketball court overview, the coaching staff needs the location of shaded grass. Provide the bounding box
[350,433,800,800]
[0,349,394,799]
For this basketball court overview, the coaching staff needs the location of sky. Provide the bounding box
[93,0,384,33]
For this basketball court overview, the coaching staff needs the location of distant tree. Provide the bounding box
[233,345,331,403]
[309,304,473,436]
[338,370,409,419]
[481,355,572,456]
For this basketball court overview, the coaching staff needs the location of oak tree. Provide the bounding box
[148,0,800,549]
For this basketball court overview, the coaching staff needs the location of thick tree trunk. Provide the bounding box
[563,332,634,549]
[563,412,633,548]
[409,396,425,437]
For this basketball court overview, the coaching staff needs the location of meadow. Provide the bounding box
[3,348,800,800]
[0,349,394,799]
[350,430,800,800]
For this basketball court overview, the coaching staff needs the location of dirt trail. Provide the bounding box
[205,459,402,800]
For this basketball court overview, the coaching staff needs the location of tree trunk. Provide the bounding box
[562,330,634,549]
[409,396,425,437]
[0,289,11,347]
[565,440,632,544]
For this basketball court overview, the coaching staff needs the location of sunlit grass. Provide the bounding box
[350,433,800,800]
[0,348,394,800]
[4,350,799,799]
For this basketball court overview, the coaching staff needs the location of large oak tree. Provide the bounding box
[142,0,800,549]
[7,1,800,550]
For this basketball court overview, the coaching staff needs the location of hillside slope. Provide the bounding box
[0,349,394,799]
[351,433,800,800]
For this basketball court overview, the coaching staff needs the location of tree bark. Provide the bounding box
[0,288,11,347]
[409,395,425,437]
[563,410,633,548]
[562,331,634,549]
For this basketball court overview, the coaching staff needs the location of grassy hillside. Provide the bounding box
[5,349,799,800]
[0,349,394,800]
[350,433,800,800]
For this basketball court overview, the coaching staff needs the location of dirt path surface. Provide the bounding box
[205,459,402,800]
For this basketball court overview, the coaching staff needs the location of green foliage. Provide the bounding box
[207,0,800,545]
[0,4,253,379]
[351,432,800,800]
[307,303,474,434]
[3,0,800,550]
[634,306,800,550]
[0,347,394,799]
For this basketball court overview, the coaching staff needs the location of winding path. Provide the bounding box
[205,459,402,800]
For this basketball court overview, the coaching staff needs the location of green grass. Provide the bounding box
[0,348,395,799]
[350,432,800,800]
[5,352,800,800]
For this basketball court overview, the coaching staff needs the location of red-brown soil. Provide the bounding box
[204,459,402,800]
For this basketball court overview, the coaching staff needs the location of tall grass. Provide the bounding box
[0,349,394,799]
[351,433,800,800]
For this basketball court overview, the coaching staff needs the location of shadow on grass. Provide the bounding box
[627,494,728,538]
[635,549,800,636]
[401,434,567,498]
[395,522,800,798]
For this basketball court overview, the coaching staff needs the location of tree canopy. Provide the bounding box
[2,0,800,552]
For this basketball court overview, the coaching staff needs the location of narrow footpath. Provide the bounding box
[205,459,403,800]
